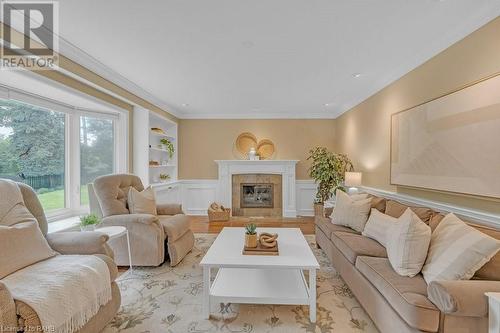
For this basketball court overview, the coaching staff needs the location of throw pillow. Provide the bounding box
[331,190,372,232]
[422,213,500,284]
[386,208,431,277]
[0,221,57,279]
[128,186,157,215]
[350,193,369,201]
[362,208,398,246]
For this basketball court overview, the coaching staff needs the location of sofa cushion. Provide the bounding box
[159,214,191,242]
[362,208,398,247]
[356,256,440,332]
[422,213,500,284]
[386,209,431,277]
[429,213,500,281]
[315,217,359,239]
[128,186,157,215]
[332,190,372,232]
[0,221,57,279]
[385,200,434,224]
[369,195,387,213]
[330,232,387,264]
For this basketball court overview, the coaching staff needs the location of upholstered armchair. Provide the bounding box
[0,182,120,333]
[89,174,194,267]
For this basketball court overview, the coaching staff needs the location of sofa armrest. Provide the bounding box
[157,203,183,216]
[46,231,113,257]
[101,214,159,226]
[427,280,500,317]
[0,281,18,332]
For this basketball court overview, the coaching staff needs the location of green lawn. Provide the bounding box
[37,186,89,211]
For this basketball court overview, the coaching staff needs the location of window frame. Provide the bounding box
[0,85,129,221]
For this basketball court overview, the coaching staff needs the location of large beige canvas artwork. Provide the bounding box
[391,74,500,198]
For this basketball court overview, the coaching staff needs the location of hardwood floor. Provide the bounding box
[189,215,315,234]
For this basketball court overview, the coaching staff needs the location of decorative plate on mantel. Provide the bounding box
[235,132,258,156]
[256,139,275,160]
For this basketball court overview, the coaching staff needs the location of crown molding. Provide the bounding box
[58,37,184,118]
[180,111,337,119]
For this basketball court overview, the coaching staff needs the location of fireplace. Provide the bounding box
[232,174,282,217]
[240,183,274,208]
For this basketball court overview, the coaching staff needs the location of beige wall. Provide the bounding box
[335,17,500,214]
[178,119,336,179]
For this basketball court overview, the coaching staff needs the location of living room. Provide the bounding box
[0,2,499,333]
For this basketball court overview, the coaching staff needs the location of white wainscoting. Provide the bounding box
[296,180,317,217]
[362,186,500,229]
[156,179,317,216]
[179,180,219,215]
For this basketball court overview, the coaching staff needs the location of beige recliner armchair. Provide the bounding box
[0,182,121,333]
[89,174,194,267]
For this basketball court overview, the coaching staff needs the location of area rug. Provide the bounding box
[103,234,379,333]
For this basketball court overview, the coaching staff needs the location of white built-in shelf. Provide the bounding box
[149,146,171,153]
[149,164,176,168]
[134,108,178,190]
[149,131,175,140]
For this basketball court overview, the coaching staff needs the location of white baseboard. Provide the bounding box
[362,186,500,229]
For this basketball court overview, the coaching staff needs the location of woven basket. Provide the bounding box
[208,208,231,222]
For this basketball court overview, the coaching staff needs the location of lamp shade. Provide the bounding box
[345,172,362,187]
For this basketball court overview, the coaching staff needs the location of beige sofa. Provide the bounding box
[316,196,500,333]
[0,182,120,333]
[90,174,195,267]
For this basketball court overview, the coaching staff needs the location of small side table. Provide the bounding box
[486,292,500,333]
[96,226,132,271]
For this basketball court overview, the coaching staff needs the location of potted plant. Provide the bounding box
[244,223,258,248]
[307,147,353,216]
[160,138,175,159]
[80,213,100,231]
[159,173,170,182]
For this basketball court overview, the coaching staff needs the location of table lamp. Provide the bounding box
[345,172,362,194]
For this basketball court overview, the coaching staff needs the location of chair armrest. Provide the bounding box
[157,203,183,216]
[0,281,18,332]
[101,214,159,226]
[46,231,113,257]
[427,280,500,317]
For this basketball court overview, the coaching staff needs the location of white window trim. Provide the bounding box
[0,85,129,222]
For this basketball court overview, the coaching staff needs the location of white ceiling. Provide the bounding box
[56,0,500,119]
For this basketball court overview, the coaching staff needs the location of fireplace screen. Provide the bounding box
[240,183,274,208]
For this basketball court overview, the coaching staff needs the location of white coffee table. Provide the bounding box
[96,226,132,271]
[200,227,320,322]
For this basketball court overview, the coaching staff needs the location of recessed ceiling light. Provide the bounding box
[324,103,331,107]
[181,103,189,107]
[353,73,362,78]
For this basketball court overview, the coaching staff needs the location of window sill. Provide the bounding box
[47,216,80,233]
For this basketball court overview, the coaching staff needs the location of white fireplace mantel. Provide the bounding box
[215,160,299,217]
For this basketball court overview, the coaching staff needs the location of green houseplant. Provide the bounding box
[159,173,171,182]
[307,147,353,216]
[160,138,175,159]
[80,213,100,231]
[244,223,257,248]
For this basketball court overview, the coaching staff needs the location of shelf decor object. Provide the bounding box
[242,240,279,256]
[391,73,500,198]
[244,223,257,248]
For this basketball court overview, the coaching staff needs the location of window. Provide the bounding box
[0,99,66,212]
[80,116,115,205]
[0,88,127,220]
